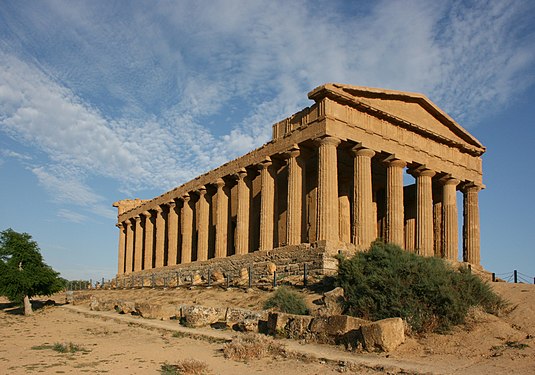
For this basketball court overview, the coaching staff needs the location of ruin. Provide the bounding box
[113,83,485,279]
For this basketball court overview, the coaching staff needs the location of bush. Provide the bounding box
[336,241,504,333]
[160,359,211,375]
[223,333,286,361]
[263,287,309,315]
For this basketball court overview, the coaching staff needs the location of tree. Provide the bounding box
[0,228,64,315]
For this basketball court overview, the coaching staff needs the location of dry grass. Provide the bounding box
[223,333,287,361]
[160,359,212,375]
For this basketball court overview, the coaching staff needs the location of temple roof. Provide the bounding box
[308,83,485,155]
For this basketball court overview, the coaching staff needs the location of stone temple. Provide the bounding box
[113,83,485,280]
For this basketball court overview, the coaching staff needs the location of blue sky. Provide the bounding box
[1,0,534,281]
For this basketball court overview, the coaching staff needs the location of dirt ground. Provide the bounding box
[0,282,534,374]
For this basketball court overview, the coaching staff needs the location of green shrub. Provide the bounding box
[336,241,504,333]
[263,287,309,315]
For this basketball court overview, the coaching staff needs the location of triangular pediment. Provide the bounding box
[309,83,485,155]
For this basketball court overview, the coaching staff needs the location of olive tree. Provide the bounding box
[0,228,64,315]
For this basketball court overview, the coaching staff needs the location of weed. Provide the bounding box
[263,287,309,315]
[52,342,88,353]
[160,359,211,375]
[223,333,287,361]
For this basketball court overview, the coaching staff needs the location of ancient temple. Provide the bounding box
[113,83,485,278]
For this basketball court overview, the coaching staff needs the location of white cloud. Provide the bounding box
[57,209,88,223]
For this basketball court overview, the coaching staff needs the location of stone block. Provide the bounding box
[317,286,345,316]
[360,317,405,352]
[267,312,313,338]
[310,315,368,336]
[182,305,226,328]
[234,318,258,332]
[115,299,136,314]
[135,302,179,320]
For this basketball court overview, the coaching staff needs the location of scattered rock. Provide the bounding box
[317,287,345,316]
[182,305,226,328]
[360,317,405,352]
[135,302,179,320]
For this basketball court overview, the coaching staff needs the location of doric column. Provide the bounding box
[214,179,228,258]
[433,199,443,257]
[116,223,126,275]
[286,144,302,245]
[441,178,459,260]
[197,186,209,261]
[258,158,275,251]
[316,136,341,242]
[154,206,165,268]
[412,168,435,256]
[384,157,406,246]
[181,194,193,264]
[351,146,375,249]
[124,219,134,273]
[166,200,178,266]
[142,211,154,270]
[235,168,249,255]
[462,183,481,265]
[133,216,143,271]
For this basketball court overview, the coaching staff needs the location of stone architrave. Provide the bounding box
[154,206,165,268]
[142,211,154,270]
[316,136,341,242]
[116,223,126,274]
[286,144,302,245]
[441,177,459,261]
[181,194,193,264]
[235,168,249,255]
[167,200,178,266]
[214,179,228,258]
[258,158,275,251]
[351,145,375,250]
[133,216,143,271]
[462,183,481,265]
[384,157,406,247]
[412,167,435,256]
[197,186,209,261]
[124,219,134,274]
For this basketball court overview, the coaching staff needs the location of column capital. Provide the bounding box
[234,168,247,180]
[181,193,191,203]
[153,206,163,213]
[284,144,300,159]
[461,182,483,193]
[258,156,272,170]
[383,155,407,169]
[197,186,207,196]
[215,178,225,188]
[124,218,132,225]
[167,200,176,208]
[440,176,460,186]
[133,215,141,222]
[142,210,152,217]
[351,144,375,158]
[315,135,341,147]
[116,222,124,229]
[409,166,435,178]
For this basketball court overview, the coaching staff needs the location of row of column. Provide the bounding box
[117,135,481,274]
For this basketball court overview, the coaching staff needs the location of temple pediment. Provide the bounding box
[309,83,485,155]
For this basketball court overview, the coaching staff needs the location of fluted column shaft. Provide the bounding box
[385,158,406,246]
[286,145,302,245]
[462,184,481,265]
[259,158,274,250]
[124,219,134,273]
[181,195,193,264]
[143,211,154,270]
[316,136,341,242]
[117,223,126,275]
[154,206,165,268]
[414,168,435,256]
[197,187,209,261]
[134,216,143,271]
[235,169,249,255]
[442,178,459,260]
[352,146,375,249]
[167,201,178,266]
[214,179,228,258]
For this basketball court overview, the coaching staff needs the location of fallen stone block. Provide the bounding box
[182,305,226,328]
[267,312,313,338]
[317,286,345,316]
[135,302,179,320]
[115,299,136,314]
[360,317,405,352]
